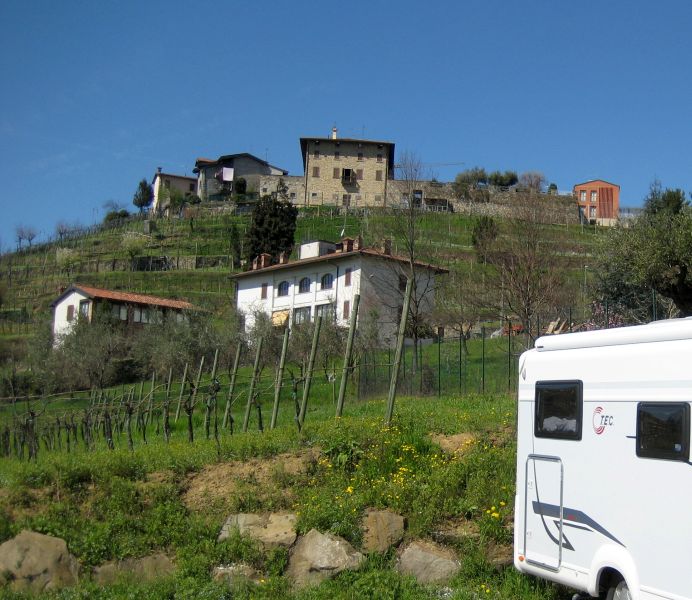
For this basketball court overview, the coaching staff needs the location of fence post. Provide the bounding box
[175,362,188,422]
[507,318,512,393]
[243,338,263,432]
[298,316,322,430]
[386,279,413,425]
[270,328,290,429]
[204,349,219,438]
[223,345,241,430]
[336,294,359,418]
[481,326,486,394]
[437,333,441,398]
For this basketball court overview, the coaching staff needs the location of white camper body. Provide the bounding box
[514,318,692,600]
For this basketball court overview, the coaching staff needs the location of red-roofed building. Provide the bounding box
[51,284,196,342]
[231,237,447,346]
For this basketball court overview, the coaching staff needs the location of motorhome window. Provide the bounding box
[637,403,690,461]
[534,380,582,440]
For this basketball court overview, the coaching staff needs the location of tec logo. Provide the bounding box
[592,406,614,435]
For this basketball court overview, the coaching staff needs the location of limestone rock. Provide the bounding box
[218,512,297,548]
[0,530,80,593]
[286,529,364,588]
[92,553,174,585]
[396,540,459,584]
[361,509,405,553]
[213,563,262,590]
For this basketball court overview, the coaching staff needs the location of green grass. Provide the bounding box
[0,391,573,599]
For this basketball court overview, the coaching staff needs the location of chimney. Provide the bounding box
[157,166,162,173]
[354,235,363,250]
[331,126,338,140]
[252,256,259,270]
[278,251,289,265]
[382,238,392,255]
[259,253,271,269]
[341,237,354,252]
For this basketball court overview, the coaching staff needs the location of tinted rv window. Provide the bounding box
[535,381,582,440]
[637,403,690,461]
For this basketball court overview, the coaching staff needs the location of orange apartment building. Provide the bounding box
[573,179,620,226]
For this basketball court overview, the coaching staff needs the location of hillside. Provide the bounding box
[0,203,598,339]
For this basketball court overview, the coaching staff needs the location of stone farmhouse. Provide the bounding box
[573,179,620,226]
[51,284,195,342]
[151,168,198,214]
[232,237,448,346]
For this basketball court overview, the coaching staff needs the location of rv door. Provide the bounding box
[523,454,563,571]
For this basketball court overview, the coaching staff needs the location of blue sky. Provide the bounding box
[1,0,691,250]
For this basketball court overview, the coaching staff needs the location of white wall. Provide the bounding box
[52,290,91,340]
[235,254,440,347]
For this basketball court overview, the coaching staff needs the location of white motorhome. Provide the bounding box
[514,318,692,600]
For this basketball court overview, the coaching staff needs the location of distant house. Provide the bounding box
[51,284,195,342]
[194,153,289,202]
[232,237,448,346]
[573,179,620,226]
[151,168,198,214]
[300,127,395,207]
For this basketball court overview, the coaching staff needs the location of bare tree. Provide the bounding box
[375,151,444,374]
[55,221,71,242]
[518,171,546,193]
[483,191,570,344]
[15,225,37,250]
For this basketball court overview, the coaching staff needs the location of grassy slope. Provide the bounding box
[0,389,570,600]
[0,207,598,337]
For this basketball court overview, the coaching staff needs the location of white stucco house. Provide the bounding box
[232,237,448,346]
[51,284,195,342]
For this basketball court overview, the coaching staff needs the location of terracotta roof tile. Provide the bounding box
[69,284,195,311]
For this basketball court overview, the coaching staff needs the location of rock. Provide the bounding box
[92,553,174,585]
[0,530,80,593]
[286,529,364,588]
[396,540,459,584]
[218,512,297,548]
[361,509,405,553]
[213,563,262,590]
[485,542,513,570]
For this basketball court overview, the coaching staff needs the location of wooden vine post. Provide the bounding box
[174,362,189,423]
[243,338,263,432]
[386,278,413,425]
[270,327,290,430]
[336,293,359,418]
[223,345,241,431]
[297,315,322,431]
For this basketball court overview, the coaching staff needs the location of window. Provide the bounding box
[261,283,268,299]
[356,169,363,180]
[357,152,363,161]
[579,190,586,202]
[321,273,334,289]
[312,166,320,178]
[590,207,596,218]
[293,306,311,324]
[189,183,195,192]
[375,170,383,181]
[311,192,318,199]
[342,168,353,183]
[313,149,320,159]
[375,194,383,203]
[298,277,311,294]
[590,191,597,203]
[534,380,583,440]
[262,187,268,193]
[277,281,289,297]
[164,179,170,189]
[637,403,690,461]
[290,192,296,199]
[316,303,334,320]
[345,268,352,286]
[79,300,90,318]
[66,304,75,322]
[342,194,350,207]
[333,167,340,179]
[334,151,340,160]
[377,153,383,163]
[343,300,350,319]
[398,275,407,292]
